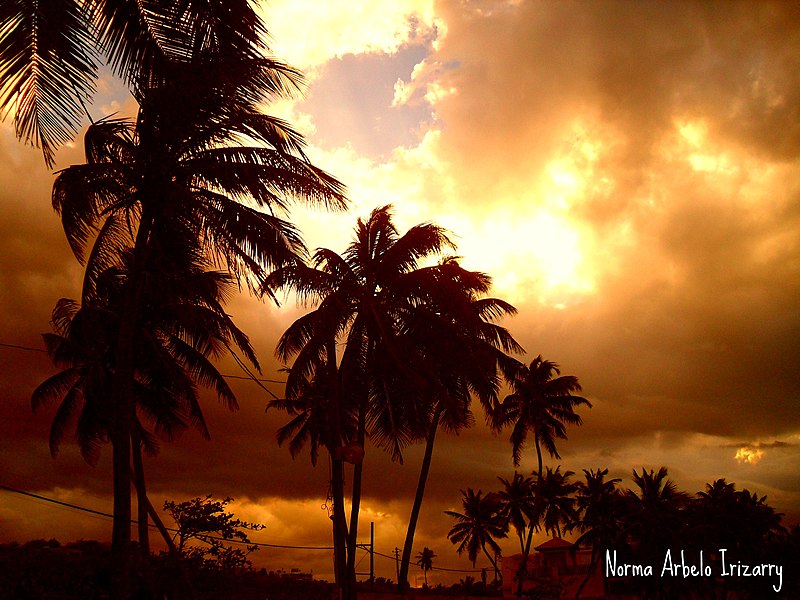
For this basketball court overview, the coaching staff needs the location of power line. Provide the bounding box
[2,483,491,573]
[0,483,330,551]
[0,341,287,384]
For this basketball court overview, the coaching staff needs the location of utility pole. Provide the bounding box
[369,521,375,589]
[394,546,400,584]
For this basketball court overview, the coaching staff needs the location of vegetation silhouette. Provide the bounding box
[268,205,524,599]
[493,355,589,596]
[20,9,346,595]
[0,0,270,166]
[416,546,436,586]
[445,488,508,584]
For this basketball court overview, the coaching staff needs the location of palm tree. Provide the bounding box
[31,250,258,558]
[416,547,436,586]
[397,276,522,591]
[50,45,344,597]
[625,467,689,599]
[571,468,624,598]
[493,356,588,595]
[445,488,508,584]
[495,355,590,475]
[535,466,578,539]
[269,206,464,599]
[497,472,538,554]
[0,0,269,166]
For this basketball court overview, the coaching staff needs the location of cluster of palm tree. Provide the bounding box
[267,205,522,599]
[4,4,345,599]
[451,467,793,598]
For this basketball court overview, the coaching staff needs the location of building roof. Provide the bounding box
[534,537,574,552]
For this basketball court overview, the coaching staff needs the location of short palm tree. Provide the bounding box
[497,472,538,554]
[416,547,436,586]
[571,468,624,597]
[32,250,258,558]
[445,488,508,583]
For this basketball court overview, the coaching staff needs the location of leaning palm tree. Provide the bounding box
[398,271,522,591]
[445,488,508,584]
[416,547,436,586]
[0,0,268,166]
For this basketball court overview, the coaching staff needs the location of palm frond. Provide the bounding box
[0,0,98,166]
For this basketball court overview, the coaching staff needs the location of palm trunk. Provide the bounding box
[132,428,150,557]
[346,404,366,597]
[110,205,154,600]
[131,428,157,600]
[481,545,501,585]
[326,338,351,600]
[399,406,442,592]
[574,544,598,599]
[517,439,543,598]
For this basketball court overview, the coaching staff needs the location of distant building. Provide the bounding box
[501,537,605,598]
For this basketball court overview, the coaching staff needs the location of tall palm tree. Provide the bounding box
[50,50,344,597]
[445,488,508,583]
[269,206,468,599]
[0,0,268,166]
[416,547,436,586]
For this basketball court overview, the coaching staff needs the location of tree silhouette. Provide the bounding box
[571,468,624,598]
[493,355,588,595]
[48,43,344,597]
[495,355,589,474]
[398,276,521,591]
[497,472,538,554]
[0,0,269,165]
[445,488,508,584]
[31,249,258,573]
[269,206,480,599]
[416,547,436,586]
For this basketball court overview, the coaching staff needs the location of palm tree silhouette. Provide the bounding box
[268,206,461,599]
[625,467,689,599]
[416,547,437,586]
[0,0,268,165]
[535,465,578,538]
[571,468,624,598]
[50,52,344,596]
[446,488,508,584]
[497,472,538,554]
[398,275,522,590]
[493,355,588,595]
[32,251,257,558]
[495,355,590,474]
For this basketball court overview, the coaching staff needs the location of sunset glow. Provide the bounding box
[1,0,798,589]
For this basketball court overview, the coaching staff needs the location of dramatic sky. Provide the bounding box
[1,0,799,586]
